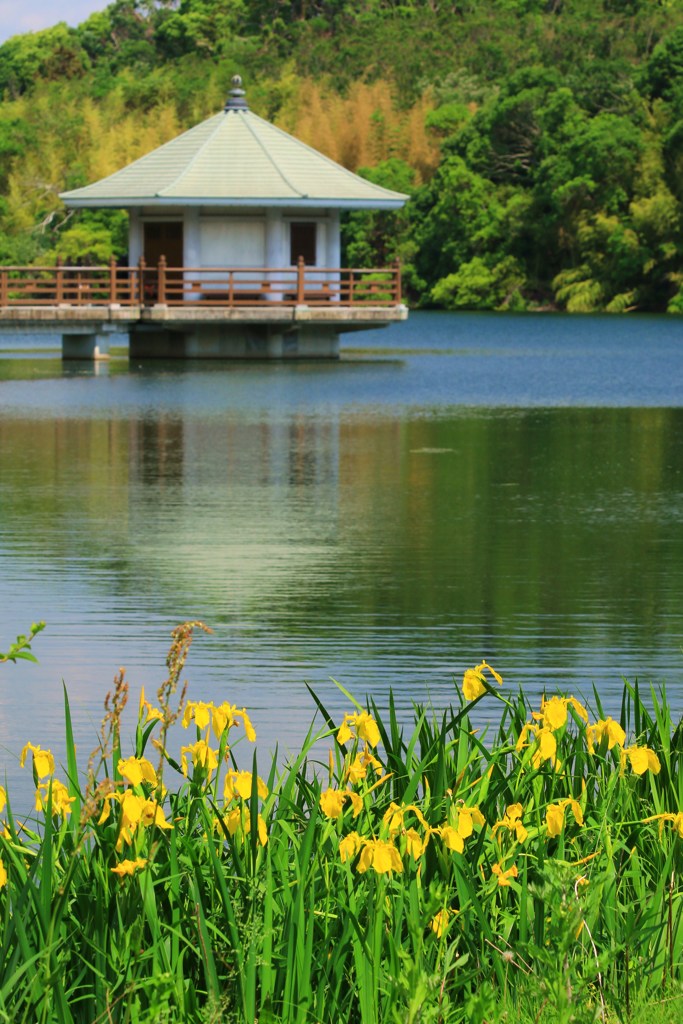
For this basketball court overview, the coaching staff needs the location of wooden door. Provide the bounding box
[143,222,184,302]
[144,221,184,266]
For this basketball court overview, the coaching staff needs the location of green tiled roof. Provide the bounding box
[60,108,409,210]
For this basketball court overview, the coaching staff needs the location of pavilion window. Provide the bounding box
[290,223,317,266]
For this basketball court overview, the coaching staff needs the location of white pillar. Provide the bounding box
[327,211,341,301]
[265,209,287,300]
[184,208,201,299]
[184,208,200,265]
[128,210,142,266]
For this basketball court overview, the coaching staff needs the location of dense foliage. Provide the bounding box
[3,1,683,310]
[0,621,681,1022]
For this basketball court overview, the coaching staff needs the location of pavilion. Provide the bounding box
[55,75,409,359]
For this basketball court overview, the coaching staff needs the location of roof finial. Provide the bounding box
[225,74,249,112]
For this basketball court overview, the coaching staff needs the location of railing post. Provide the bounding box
[55,257,64,304]
[138,257,146,305]
[348,271,355,306]
[296,255,305,304]
[228,270,234,307]
[394,258,402,305]
[0,268,6,307]
[109,257,117,303]
[157,255,166,304]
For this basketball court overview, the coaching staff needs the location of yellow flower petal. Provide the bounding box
[20,743,55,779]
[320,788,346,819]
[119,790,145,829]
[440,825,464,853]
[355,712,380,748]
[481,661,503,686]
[627,745,661,775]
[111,857,147,877]
[542,696,568,732]
[337,719,353,746]
[462,668,486,701]
[431,908,453,938]
[492,862,518,887]
[348,791,363,818]
[404,827,428,860]
[567,696,589,723]
[568,798,584,827]
[117,756,157,788]
[546,803,565,837]
[237,708,257,742]
[339,831,362,863]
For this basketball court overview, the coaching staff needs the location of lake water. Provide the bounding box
[1,311,683,811]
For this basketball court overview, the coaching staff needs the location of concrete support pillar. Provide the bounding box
[129,324,340,359]
[290,326,340,358]
[62,332,112,360]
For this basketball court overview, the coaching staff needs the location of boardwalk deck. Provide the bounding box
[0,259,407,359]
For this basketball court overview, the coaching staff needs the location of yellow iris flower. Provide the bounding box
[357,838,403,874]
[337,711,380,748]
[320,787,363,820]
[533,695,588,731]
[492,803,528,843]
[217,807,268,845]
[118,790,145,828]
[138,688,163,724]
[545,797,584,837]
[20,742,55,779]
[182,700,256,742]
[218,807,242,837]
[454,804,486,837]
[436,805,485,853]
[98,791,171,834]
[383,801,428,835]
[438,824,464,853]
[462,661,503,701]
[492,862,518,887]
[517,723,561,770]
[224,770,268,802]
[339,831,363,863]
[180,740,219,778]
[35,778,76,817]
[586,716,625,752]
[117,756,157,788]
[320,788,347,819]
[111,857,148,877]
[642,811,683,839]
[0,858,7,889]
[346,748,383,784]
[404,827,429,860]
[431,908,453,937]
[0,786,6,815]
[622,745,661,776]
[140,799,172,830]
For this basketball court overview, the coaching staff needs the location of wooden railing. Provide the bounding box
[0,257,402,308]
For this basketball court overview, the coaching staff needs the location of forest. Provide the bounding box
[2,0,683,311]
